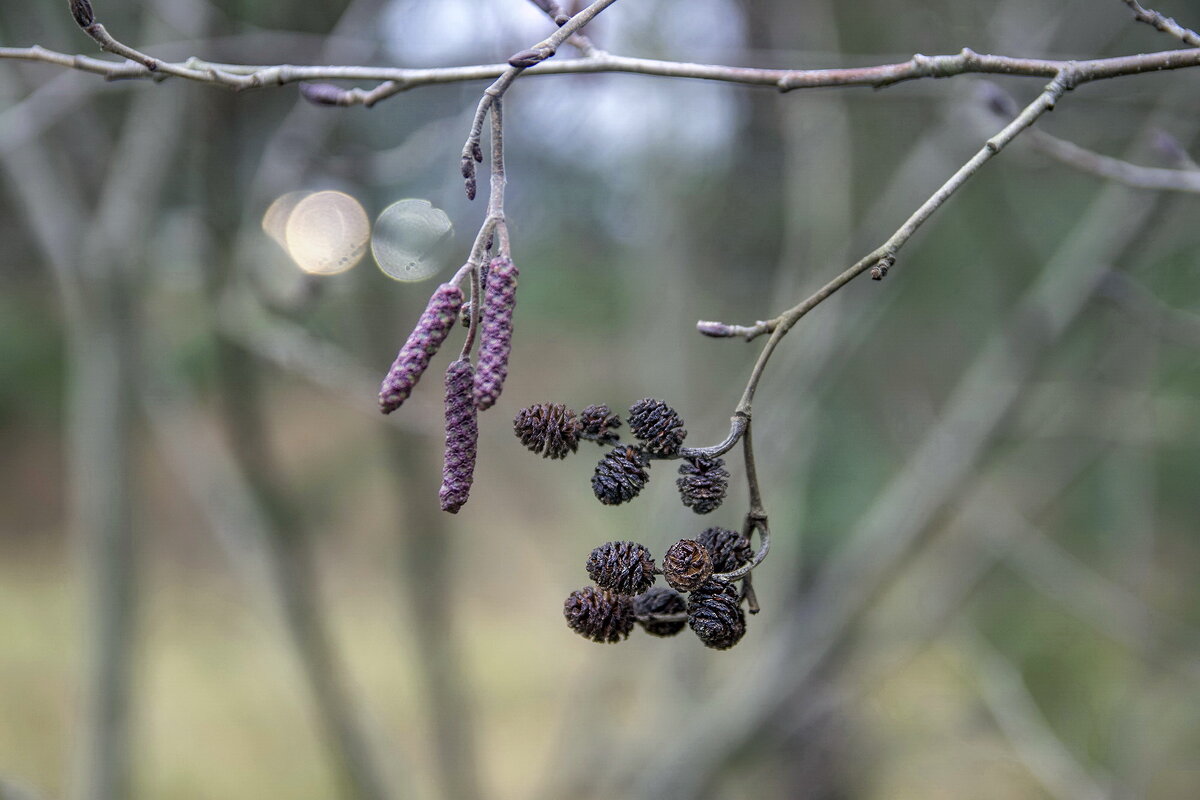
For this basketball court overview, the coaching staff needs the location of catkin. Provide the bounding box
[378,283,464,414]
[439,359,478,513]
[473,256,519,410]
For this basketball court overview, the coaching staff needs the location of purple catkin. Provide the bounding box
[472,256,518,410]
[439,359,478,513]
[379,283,464,414]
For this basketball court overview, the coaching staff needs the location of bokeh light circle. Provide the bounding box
[281,190,369,275]
[371,198,454,282]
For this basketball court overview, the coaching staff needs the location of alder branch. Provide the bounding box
[1122,0,1200,47]
[703,70,1073,436]
[8,38,1200,106]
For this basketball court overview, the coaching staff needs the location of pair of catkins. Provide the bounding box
[378,255,518,513]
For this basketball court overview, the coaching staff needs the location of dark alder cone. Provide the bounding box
[633,587,687,637]
[563,586,634,643]
[591,446,650,505]
[696,527,753,573]
[586,541,656,596]
[513,403,580,459]
[579,404,622,444]
[438,360,477,513]
[627,398,687,457]
[473,256,519,410]
[379,283,464,414]
[676,456,729,514]
[662,539,714,592]
[687,580,746,650]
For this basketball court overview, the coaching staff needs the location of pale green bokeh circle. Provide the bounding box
[371,198,454,282]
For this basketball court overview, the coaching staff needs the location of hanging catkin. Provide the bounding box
[473,256,518,410]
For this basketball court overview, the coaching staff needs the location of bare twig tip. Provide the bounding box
[696,321,735,337]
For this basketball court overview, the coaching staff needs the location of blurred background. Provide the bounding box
[2,0,1200,798]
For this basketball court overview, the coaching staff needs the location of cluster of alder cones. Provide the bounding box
[563,530,754,649]
[513,398,730,512]
[514,398,755,649]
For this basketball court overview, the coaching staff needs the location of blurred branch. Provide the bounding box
[1098,270,1200,350]
[209,334,394,800]
[1026,128,1200,191]
[995,508,1200,678]
[0,779,40,800]
[959,623,1113,800]
[216,295,436,431]
[1121,0,1200,47]
[983,84,1200,191]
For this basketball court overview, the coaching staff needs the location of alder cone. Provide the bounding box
[586,540,656,596]
[591,446,650,505]
[676,456,729,514]
[633,587,687,637]
[627,398,687,457]
[687,580,746,650]
[513,403,580,459]
[563,586,634,643]
[696,527,753,573]
[662,539,713,592]
[579,403,622,444]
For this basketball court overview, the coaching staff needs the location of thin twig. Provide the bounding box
[1121,0,1200,47]
[525,0,601,57]
[718,71,1074,426]
[458,0,620,198]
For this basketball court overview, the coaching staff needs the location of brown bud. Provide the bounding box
[69,0,95,28]
[508,47,553,68]
[461,156,477,201]
[299,83,348,106]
